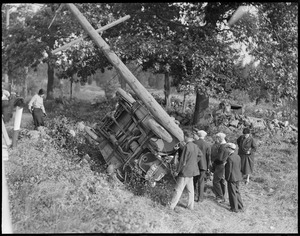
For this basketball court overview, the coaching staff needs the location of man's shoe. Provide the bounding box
[216,198,225,203]
[238,208,245,213]
[229,208,239,213]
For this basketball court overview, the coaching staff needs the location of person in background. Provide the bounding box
[28,89,47,130]
[212,132,229,203]
[225,143,244,213]
[237,127,257,184]
[169,130,203,211]
[193,129,211,202]
[2,86,11,123]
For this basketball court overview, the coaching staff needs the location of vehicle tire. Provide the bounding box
[84,126,101,142]
[116,88,136,105]
[116,167,126,182]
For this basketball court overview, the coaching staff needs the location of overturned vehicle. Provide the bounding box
[85,88,183,186]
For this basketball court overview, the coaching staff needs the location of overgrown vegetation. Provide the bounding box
[5,91,298,233]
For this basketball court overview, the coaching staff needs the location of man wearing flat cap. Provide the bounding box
[193,130,211,202]
[225,143,244,213]
[212,132,229,203]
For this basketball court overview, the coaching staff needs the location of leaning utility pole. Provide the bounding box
[64,4,184,142]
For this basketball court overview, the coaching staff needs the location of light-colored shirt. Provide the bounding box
[28,94,45,113]
[2,89,10,101]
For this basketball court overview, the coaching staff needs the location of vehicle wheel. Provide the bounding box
[116,167,126,182]
[116,88,136,105]
[84,126,101,142]
[116,165,132,183]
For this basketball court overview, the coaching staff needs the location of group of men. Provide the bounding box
[169,127,256,213]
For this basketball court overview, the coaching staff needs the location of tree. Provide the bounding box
[228,2,298,103]
[2,4,113,100]
[104,3,245,124]
[2,4,82,99]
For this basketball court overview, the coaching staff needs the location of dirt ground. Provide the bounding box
[159,179,297,233]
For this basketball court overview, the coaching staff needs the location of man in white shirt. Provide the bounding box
[2,87,11,123]
[28,89,47,130]
[2,89,10,101]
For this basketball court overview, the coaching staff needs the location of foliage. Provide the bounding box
[107,3,242,99]
[230,2,298,101]
[3,3,297,105]
[6,136,156,233]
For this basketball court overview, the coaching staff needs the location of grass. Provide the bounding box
[4,88,298,233]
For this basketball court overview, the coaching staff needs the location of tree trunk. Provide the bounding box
[70,75,73,99]
[24,67,28,99]
[192,91,209,125]
[46,62,55,100]
[182,93,188,113]
[164,72,171,109]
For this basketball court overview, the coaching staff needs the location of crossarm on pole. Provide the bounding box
[52,15,130,54]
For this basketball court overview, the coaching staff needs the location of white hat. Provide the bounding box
[227,143,236,150]
[216,132,226,139]
[197,130,207,138]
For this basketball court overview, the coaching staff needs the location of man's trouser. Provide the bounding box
[213,164,226,200]
[193,170,206,201]
[32,108,44,128]
[227,181,244,211]
[170,176,194,210]
[2,100,11,123]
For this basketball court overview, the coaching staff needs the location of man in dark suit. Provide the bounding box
[225,143,244,213]
[212,132,229,203]
[193,130,211,202]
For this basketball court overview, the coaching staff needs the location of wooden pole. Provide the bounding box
[52,15,130,54]
[65,4,184,142]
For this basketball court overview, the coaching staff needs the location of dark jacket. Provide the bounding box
[194,138,211,170]
[237,135,257,155]
[225,152,243,182]
[213,143,229,165]
[177,141,203,177]
[211,142,220,163]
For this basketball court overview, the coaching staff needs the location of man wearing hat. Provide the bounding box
[169,130,203,211]
[225,143,244,213]
[193,130,211,202]
[212,132,229,203]
[28,89,47,130]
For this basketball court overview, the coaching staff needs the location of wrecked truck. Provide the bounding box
[52,5,185,186]
[85,88,183,185]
